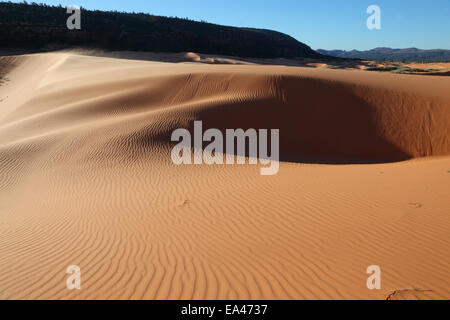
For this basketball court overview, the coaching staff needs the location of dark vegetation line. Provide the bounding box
[0,1,323,59]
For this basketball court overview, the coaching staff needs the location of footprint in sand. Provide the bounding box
[408,202,423,209]
[181,200,191,206]
[385,288,432,300]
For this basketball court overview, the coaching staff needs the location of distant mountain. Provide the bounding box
[317,47,450,62]
[0,2,322,59]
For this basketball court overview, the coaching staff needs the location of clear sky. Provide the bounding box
[10,0,450,50]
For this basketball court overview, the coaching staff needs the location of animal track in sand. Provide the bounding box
[385,288,432,300]
[181,200,191,206]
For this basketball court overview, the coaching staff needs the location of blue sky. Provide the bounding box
[11,0,450,50]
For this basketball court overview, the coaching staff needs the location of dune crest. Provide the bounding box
[2,53,449,163]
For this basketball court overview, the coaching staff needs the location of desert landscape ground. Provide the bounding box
[0,52,449,300]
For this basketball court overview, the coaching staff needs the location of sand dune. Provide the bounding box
[0,53,449,299]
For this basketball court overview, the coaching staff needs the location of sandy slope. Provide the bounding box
[0,53,449,300]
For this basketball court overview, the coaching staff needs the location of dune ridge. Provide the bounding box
[0,53,449,299]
